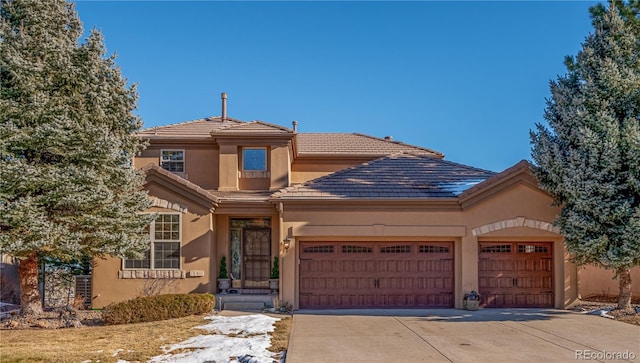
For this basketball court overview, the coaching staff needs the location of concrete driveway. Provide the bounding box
[286,309,639,363]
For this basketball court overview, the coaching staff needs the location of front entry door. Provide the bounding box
[243,228,271,289]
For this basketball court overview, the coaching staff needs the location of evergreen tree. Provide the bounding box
[0,0,155,314]
[531,1,640,310]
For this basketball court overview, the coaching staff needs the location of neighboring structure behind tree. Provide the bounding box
[531,1,640,310]
[0,0,153,314]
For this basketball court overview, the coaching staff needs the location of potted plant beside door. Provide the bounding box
[463,290,480,310]
[217,256,230,294]
[269,256,279,294]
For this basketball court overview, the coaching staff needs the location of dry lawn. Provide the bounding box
[0,313,292,363]
[268,317,292,353]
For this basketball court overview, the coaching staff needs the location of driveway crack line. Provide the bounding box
[494,321,608,363]
[389,314,454,363]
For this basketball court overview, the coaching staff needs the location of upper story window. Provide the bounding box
[160,150,184,173]
[242,148,267,171]
[124,213,181,270]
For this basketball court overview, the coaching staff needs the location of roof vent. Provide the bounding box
[292,120,298,132]
[221,92,227,122]
[384,135,393,141]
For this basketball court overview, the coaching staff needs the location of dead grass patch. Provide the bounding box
[0,314,206,363]
[1,312,292,362]
[268,316,292,353]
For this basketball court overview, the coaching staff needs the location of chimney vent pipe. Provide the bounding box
[221,92,228,122]
[292,120,298,132]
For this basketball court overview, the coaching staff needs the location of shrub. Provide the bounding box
[218,256,228,279]
[270,256,279,279]
[102,293,215,325]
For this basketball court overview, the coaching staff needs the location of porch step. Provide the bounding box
[216,293,275,311]
[223,302,266,311]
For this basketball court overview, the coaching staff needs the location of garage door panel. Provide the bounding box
[479,242,553,308]
[300,241,454,308]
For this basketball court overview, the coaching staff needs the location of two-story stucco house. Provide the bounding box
[91,98,639,310]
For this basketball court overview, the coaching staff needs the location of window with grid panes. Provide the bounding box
[124,214,181,269]
[160,150,184,173]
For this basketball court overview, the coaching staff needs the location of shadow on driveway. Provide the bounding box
[294,308,567,322]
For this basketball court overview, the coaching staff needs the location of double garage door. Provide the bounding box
[299,241,454,309]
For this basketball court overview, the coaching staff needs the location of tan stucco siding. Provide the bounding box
[270,145,291,190]
[578,265,640,297]
[218,144,238,191]
[135,145,219,190]
[91,198,215,308]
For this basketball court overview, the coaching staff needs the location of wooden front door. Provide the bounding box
[299,241,454,308]
[242,228,271,289]
[478,242,553,307]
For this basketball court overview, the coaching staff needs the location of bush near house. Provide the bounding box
[102,293,215,325]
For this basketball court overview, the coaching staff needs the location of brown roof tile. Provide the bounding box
[295,133,443,158]
[136,117,244,139]
[272,154,495,200]
[137,118,442,158]
[213,121,293,134]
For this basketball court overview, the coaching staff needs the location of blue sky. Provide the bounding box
[74,1,600,172]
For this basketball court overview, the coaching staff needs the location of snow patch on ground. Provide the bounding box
[587,308,615,319]
[148,314,280,363]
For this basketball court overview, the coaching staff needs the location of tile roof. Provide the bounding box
[136,118,442,158]
[213,121,293,134]
[136,117,244,139]
[295,133,443,158]
[272,154,495,200]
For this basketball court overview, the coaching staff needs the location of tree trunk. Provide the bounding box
[18,252,42,315]
[617,268,632,311]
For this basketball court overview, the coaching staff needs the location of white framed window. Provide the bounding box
[124,213,181,269]
[160,149,185,173]
[242,147,267,171]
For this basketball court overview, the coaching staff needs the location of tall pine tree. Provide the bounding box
[0,0,154,314]
[531,1,640,310]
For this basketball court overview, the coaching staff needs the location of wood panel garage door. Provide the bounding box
[479,242,553,308]
[299,242,454,308]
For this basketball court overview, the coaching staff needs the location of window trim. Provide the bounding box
[241,147,268,172]
[160,149,185,173]
[123,212,182,270]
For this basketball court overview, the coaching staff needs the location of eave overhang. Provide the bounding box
[141,164,218,212]
[271,198,462,212]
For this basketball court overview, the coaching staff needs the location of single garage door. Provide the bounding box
[478,242,553,308]
[299,241,454,308]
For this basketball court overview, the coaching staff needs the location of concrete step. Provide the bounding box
[223,302,266,311]
[216,293,275,311]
